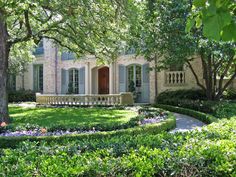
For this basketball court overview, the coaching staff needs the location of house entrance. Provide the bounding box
[98,67,109,94]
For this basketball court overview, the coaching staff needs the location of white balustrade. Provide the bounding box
[165,71,186,85]
[36,93,134,106]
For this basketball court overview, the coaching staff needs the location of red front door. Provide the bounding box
[98,67,109,94]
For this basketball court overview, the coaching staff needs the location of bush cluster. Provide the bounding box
[0,117,235,176]
[223,89,236,100]
[156,89,236,118]
[8,90,36,103]
[157,89,207,101]
[156,104,218,124]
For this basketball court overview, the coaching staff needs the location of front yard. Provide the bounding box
[8,106,138,131]
[0,101,235,176]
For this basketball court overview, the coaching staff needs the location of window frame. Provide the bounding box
[127,64,142,91]
[68,68,79,94]
[33,64,44,92]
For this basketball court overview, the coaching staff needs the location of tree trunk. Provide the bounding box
[154,54,158,101]
[0,12,10,123]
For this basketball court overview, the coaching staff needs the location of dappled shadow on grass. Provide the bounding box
[9,107,137,129]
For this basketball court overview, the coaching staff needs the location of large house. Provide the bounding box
[9,39,236,104]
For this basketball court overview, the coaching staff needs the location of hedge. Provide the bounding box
[0,114,176,148]
[155,104,218,124]
[8,90,36,103]
[1,117,235,176]
[157,89,207,100]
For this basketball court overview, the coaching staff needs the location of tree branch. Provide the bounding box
[218,55,235,94]
[187,60,206,92]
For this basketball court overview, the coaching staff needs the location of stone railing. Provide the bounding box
[165,71,186,86]
[36,92,134,106]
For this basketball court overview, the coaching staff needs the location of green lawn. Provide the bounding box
[9,106,138,131]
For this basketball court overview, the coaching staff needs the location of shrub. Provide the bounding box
[0,117,235,176]
[8,90,36,102]
[157,89,206,101]
[223,89,236,100]
[156,104,218,124]
[157,98,219,114]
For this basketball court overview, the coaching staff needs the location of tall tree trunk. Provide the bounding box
[0,12,10,123]
[207,54,213,100]
[154,54,158,101]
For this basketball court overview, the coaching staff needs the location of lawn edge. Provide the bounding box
[0,113,176,148]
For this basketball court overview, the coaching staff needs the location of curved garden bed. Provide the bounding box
[0,107,176,148]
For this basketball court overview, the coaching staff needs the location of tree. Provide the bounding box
[186,0,236,41]
[157,0,236,100]
[0,0,131,123]
[128,0,161,100]
[129,0,236,100]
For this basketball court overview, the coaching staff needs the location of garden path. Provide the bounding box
[171,113,206,133]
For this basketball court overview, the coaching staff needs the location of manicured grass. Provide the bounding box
[9,106,138,130]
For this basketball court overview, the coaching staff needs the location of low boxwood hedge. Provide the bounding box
[155,104,218,124]
[0,117,235,176]
[0,113,176,148]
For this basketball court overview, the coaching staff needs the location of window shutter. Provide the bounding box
[61,69,69,94]
[119,64,126,92]
[79,67,85,94]
[141,63,150,102]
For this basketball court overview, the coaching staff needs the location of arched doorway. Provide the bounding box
[98,67,109,94]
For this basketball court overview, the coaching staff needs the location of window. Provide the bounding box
[33,40,44,55]
[33,65,43,92]
[169,64,184,71]
[68,69,79,94]
[8,75,16,91]
[127,64,142,91]
[135,65,142,87]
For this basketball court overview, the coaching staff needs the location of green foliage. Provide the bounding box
[0,116,235,176]
[130,0,236,100]
[156,104,218,124]
[223,89,236,100]
[187,0,236,41]
[157,89,207,100]
[8,90,36,103]
[156,90,236,119]
[128,80,136,93]
[8,40,36,75]
[67,82,74,94]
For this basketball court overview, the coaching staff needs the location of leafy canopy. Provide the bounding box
[186,0,236,41]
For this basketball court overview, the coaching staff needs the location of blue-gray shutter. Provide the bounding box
[141,63,150,103]
[79,67,85,94]
[61,69,69,94]
[119,64,126,92]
